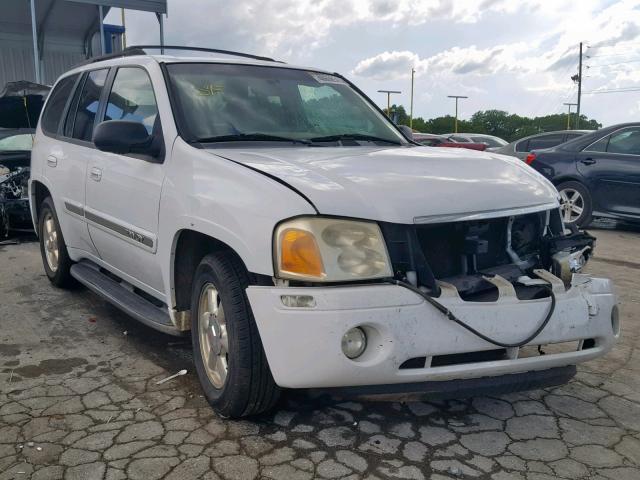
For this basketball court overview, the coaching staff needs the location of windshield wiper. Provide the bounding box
[309,133,401,145]
[193,133,312,145]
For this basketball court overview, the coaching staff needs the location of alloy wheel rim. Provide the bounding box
[198,283,229,389]
[43,212,59,272]
[559,188,584,223]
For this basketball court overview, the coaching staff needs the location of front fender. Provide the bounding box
[158,139,316,307]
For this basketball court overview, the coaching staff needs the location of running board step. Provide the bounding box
[70,261,182,336]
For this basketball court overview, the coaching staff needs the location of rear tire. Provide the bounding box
[38,197,75,288]
[556,180,592,227]
[191,251,280,418]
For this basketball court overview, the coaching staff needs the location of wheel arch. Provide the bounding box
[169,229,271,316]
[551,175,587,188]
[29,180,53,235]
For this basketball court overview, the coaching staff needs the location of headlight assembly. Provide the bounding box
[274,217,392,282]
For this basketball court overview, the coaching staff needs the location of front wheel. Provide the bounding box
[38,197,75,288]
[191,251,280,418]
[556,181,593,227]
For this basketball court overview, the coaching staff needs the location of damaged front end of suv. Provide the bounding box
[382,207,595,302]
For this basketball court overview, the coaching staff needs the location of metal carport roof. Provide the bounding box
[0,0,167,87]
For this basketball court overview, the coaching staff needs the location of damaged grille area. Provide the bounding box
[380,209,594,301]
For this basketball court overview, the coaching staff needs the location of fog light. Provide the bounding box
[612,305,620,336]
[280,295,316,308]
[342,327,367,359]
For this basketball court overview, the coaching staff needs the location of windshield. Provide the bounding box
[165,63,405,145]
[0,133,33,152]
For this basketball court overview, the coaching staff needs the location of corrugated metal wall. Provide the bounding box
[0,39,86,88]
[0,45,38,87]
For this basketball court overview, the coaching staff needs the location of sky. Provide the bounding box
[106,0,640,128]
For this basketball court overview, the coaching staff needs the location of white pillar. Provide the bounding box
[157,13,164,54]
[30,0,41,83]
[99,4,105,55]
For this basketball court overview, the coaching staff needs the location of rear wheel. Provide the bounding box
[38,197,75,288]
[556,181,592,227]
[191,251,280,418]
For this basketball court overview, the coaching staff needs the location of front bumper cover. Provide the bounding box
[247,274,618,389]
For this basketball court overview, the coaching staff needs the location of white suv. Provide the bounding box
[30,46,619,417]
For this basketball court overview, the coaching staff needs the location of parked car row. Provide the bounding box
[411,126,639,229]
[526,123,640,226]
[445,133,508,148]
[413,133,487,150]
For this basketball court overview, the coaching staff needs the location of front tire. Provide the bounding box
[191,251,280,418]
[556,181,593,227]
[38,197,75,288]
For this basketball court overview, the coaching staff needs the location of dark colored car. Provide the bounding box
[489,130,592,160]
[413,133,487,151]
[526,122,640,226]
[0,81,50,238]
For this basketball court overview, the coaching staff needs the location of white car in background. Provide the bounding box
[445,133,508,148]
[29,46,619,417]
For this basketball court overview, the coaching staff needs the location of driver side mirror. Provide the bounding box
[398,125,414,141]
[93,120,160,159]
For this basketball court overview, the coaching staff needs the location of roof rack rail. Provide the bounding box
[130,45,279,62]
[75,45,279,67]
[73,47,147,67]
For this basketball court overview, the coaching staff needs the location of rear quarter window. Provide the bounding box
[515,139,530,152]
[40,74,79,135]
[527,134,565,150]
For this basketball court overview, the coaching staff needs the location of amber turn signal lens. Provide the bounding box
[279,228,325,278]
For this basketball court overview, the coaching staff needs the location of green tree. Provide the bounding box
[383,104,409,124]
[390,105,602,142]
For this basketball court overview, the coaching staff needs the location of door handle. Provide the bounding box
[90,167,102,182]
[580,158,596,165]
[47,155,57,167]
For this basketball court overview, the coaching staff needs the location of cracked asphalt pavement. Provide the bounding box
[1,226,639,480]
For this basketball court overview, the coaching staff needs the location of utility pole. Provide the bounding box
[378,90,401,119]
[409,68,415,129]
[576,42,583,129]
[447,95,468,133]
[121,8,127,49]
[563,102,578,130]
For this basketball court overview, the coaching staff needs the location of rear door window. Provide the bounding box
[70,69,109,142]
[585,136,609,152]
[40,74,79,135]
[103,67,159,134]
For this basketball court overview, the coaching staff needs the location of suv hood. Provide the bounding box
[0,81,50,129]
[206,146,559,224]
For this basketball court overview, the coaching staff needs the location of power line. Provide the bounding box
[583,87,640,94]
[587,42,640,50]
[531,61,575,118]
[586,59,640,68]
[586,51,639,58]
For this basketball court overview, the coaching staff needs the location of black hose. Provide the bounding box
[392,279,556,348]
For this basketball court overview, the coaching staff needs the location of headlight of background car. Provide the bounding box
[274,217,393,282]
